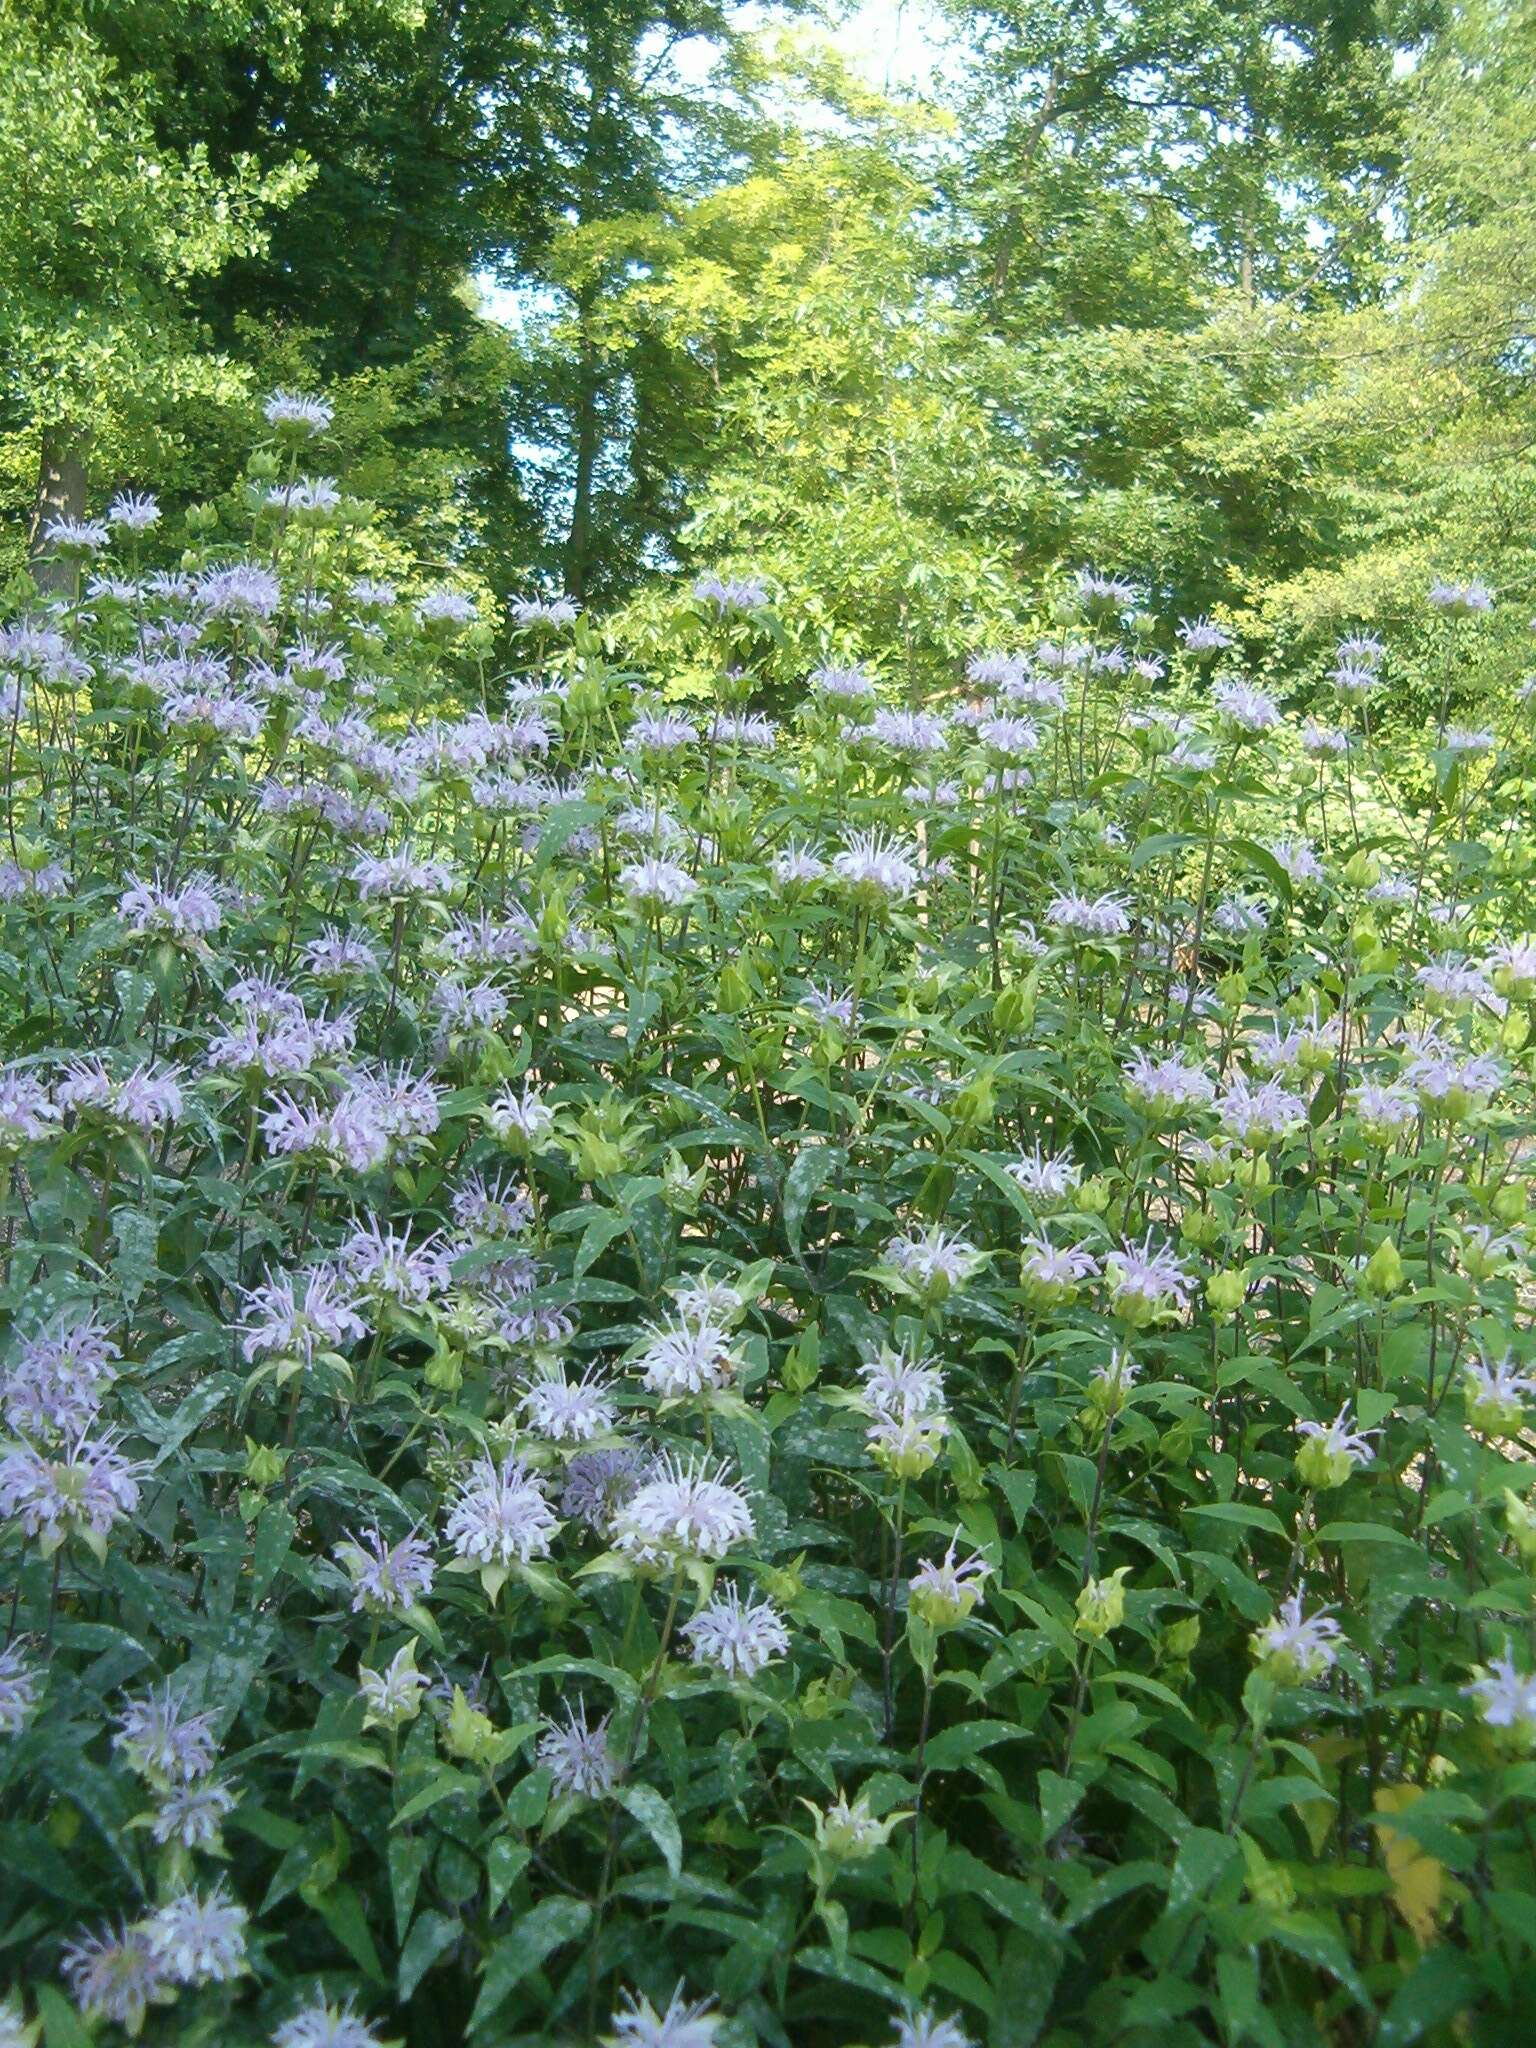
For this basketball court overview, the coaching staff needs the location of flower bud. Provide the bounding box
[1206,1268,1247,1317]
[717,961,752,1015]
[951,1072,994,1129]
[424,1347,464,1393]
[1341,849,1380,890]
[537,888,570,950]
[442,1687,500,1767]
[1358,1237,1404,1300]
[993,982,1035,1035]
[1494,1181,1528,1224]
[1505,1490,1536,1567]
[1160,1616,1201,1664]
[243,1439,289,1487]
[1180,1204,1224,1248]
[1231,1153,1272,1196]
[1075,1566,1131,1641]
[662,1150,707,1216]
[1295,1435,1353,1490]
[808,1789,909,1863]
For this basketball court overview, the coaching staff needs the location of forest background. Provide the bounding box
[2,0,1534,700]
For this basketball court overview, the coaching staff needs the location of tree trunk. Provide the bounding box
[28,424,90,596]
[564,298,601,602]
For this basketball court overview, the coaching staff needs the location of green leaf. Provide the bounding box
[1376,1948,1482,2045]
[1184,1502,1289,1538]
[989,1923,1063,2047]
[1131,830,1199,871]
[1314,1520,1418,1548]
[469,1898,592,2033]
[1165,1827,1239,1916]
[486,1838,531,1917]
[398,1909,461,2001]
[389,1835,429,1943]
[943,1846,1056,1940]
[923,1720,1028,1773]
[1227,836,1294,904]
[783,1141,844,1257]
[574,1206,632,1277]
[250,1501,295,1602]
[308,1880,386,1983]
[1038,1770,1085,1843]
[616,1782,683,1879]
[391,1767,479,1827]
[35,1984,92,2048]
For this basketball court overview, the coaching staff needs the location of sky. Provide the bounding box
[790,0,949,92]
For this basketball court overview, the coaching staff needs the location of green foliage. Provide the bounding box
[0,409,1535,2045]
[0,2,306,505]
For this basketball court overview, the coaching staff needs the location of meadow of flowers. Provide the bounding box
[1,401,1534,2048]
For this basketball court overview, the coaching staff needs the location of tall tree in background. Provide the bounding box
[0,2,304,585]
[945,0,1437,323]
[65,0,759,595]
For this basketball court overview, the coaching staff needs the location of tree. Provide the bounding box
[0,3,305,584]
[67,0,763,598]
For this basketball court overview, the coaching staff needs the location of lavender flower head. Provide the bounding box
[107,491,161,533]
[443,1454,558,1587]
[682,1582,790,1679]
[1252,1589,1343,1685]
[1211,677,1281,733]
[359,1644,430,1732]
[146,1884,249,1984]
[151,1778,237,1851]
[619,857,698,913]
[604,1986,722,2048]
[1178,616,1233,653]
[612,1456,754,1568]
[0,1641,41,1736]
[1295,1403,1379,1488]
[1106,1233,1194,1327]
[273,1995,392,2048]
[119,872,222,943]
[538,1701,617,1798]
[1428,578,1494,616]
[264,389,334,437]
[693,573,769,613]
[560,1446,656,1534]
[893,2013,976,2048]
[0,1432,142,1558]
[336,1526,436,1614]
[632,1315,740,1400]
[1046,891,1130,939]
[520,1367,618,1444]
[241,1267,367,1371]
[510,594,579,628]
[1464,1655,1536,1742]
[0,1069,56,1151]
[338,1218,453,1307]
[4,1313,120,1438]
[114,1683,219,1789]
[908,1543,991,1628]
[831,830,920,904]
[62,1922,174,2032]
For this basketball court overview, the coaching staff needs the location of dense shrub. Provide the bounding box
[1,410,1534,2048]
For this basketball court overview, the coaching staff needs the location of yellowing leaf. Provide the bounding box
[1375,1784,1443,1946]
